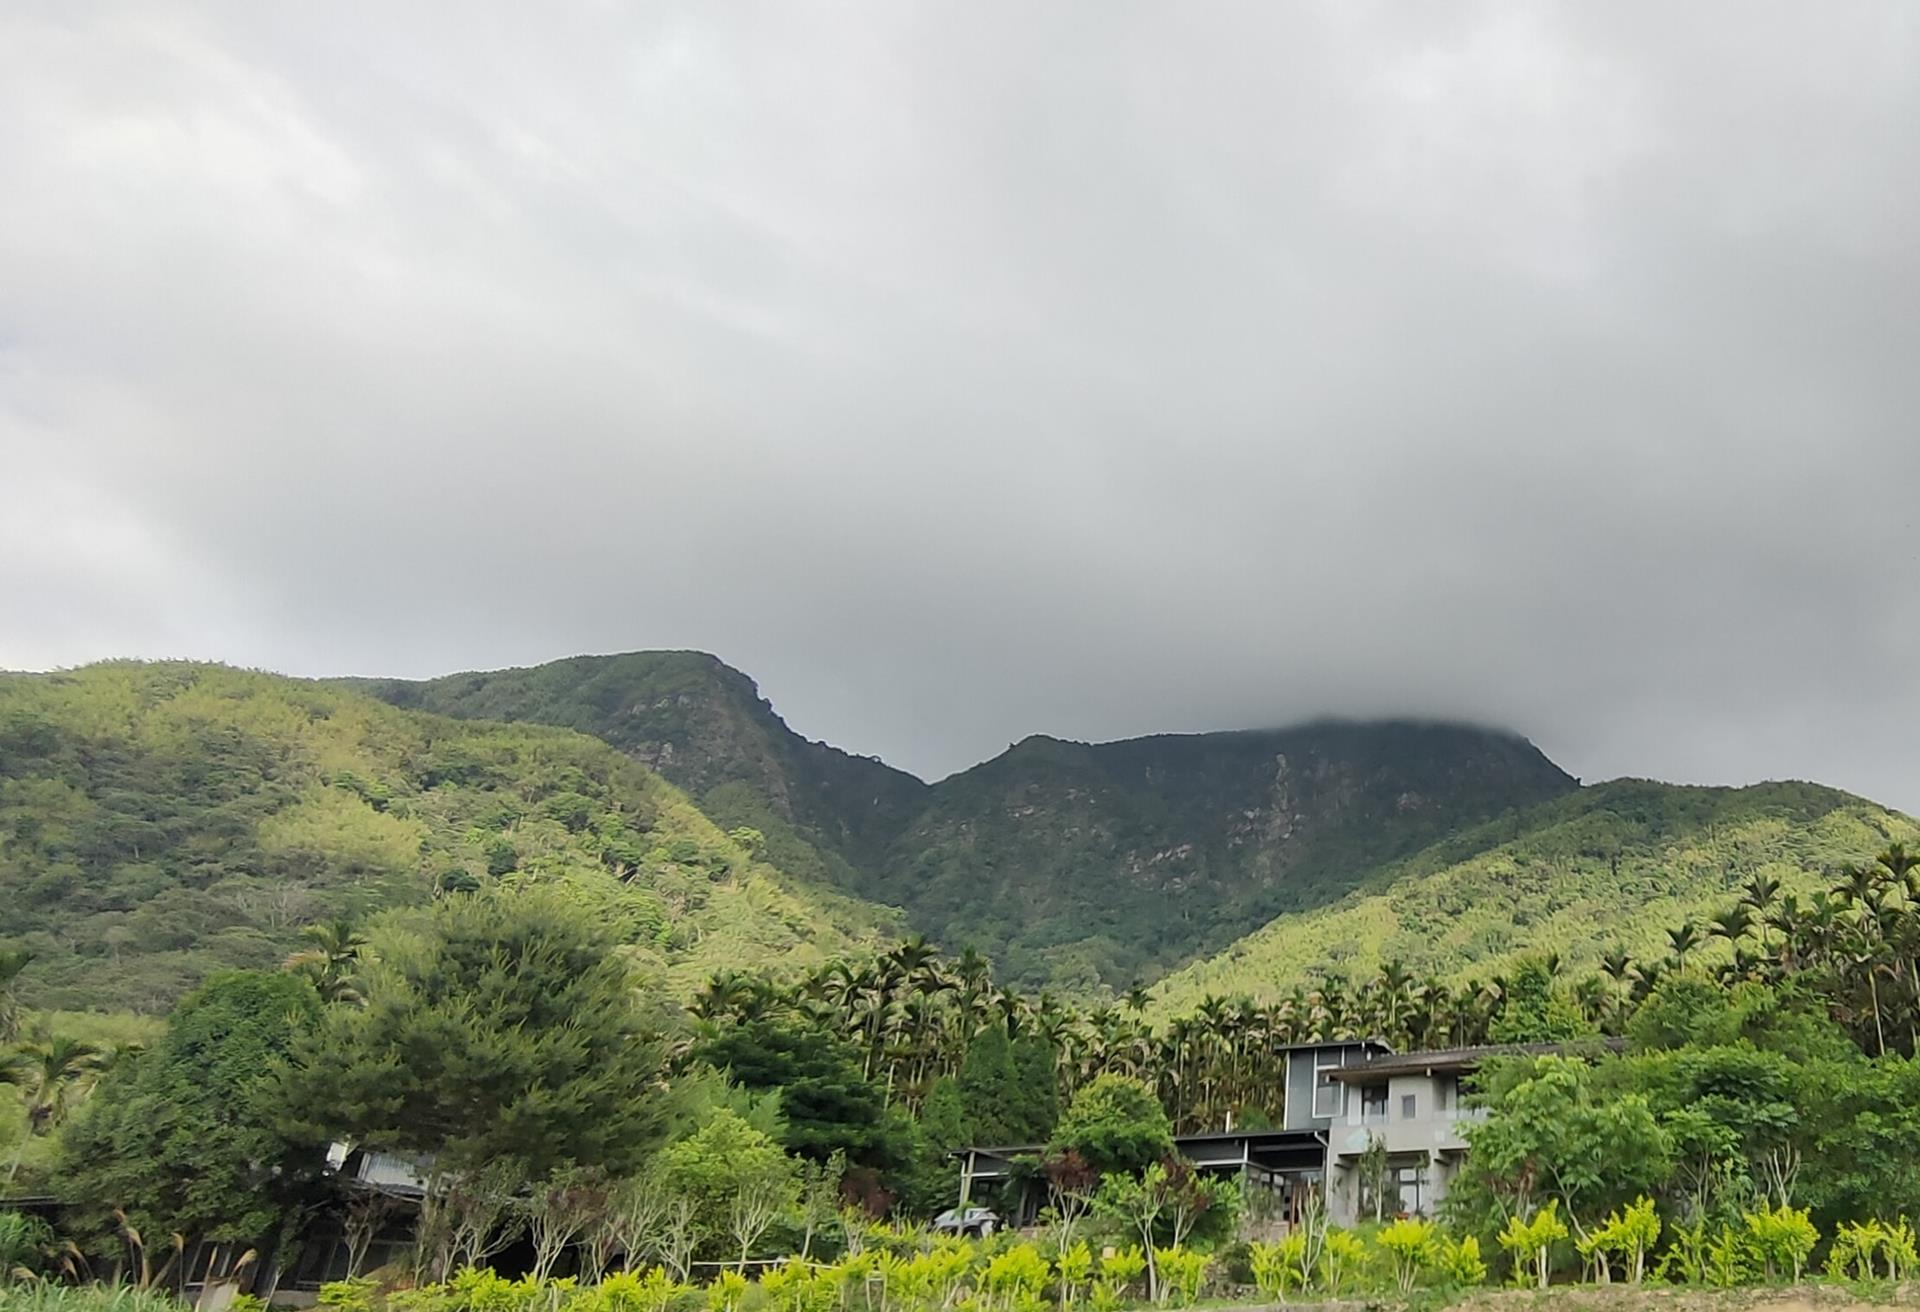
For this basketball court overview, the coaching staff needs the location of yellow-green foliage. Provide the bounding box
[705,1270,748,1312]
[0,662,895,1011]
[1741,1203,1817,1282]
[1373,1218,1436,1293]
[1246,1238,1295,1300]
[1150,1248,1208,1307]
[1824,1217,1917,1281]
[1248,1224,1379,1301]
[0,1291,202,1312]
[984,1243,1052,1308]
[760,1260,834,1312]
[1054,1240,1093,1306]
[1084,1246,1146,1312]
[1435,1234,1487,1287]
[1497,1201,1568,1290]
[1152,780,1918,1013]
[1885,1218,1920,1281]
[1321,1230,1367,1299]
[1581,1196,1662,1284]
[1705,1225,1748,1288]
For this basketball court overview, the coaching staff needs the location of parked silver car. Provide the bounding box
[930,1206,1002,1237]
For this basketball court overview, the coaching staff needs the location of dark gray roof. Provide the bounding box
[955,1126,1326,1159]
[1326,1037,1624,1082]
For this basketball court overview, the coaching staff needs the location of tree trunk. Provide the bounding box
[6,1128,30,1187]
[1870,971,1887,1056]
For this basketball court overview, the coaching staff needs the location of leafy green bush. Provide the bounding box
[1374,1218,1436,1293]
[1741,1202,1817,1282]
[1496,1201,1566,1289]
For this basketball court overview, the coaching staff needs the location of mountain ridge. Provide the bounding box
[7,650,1912,1010]
[351,651,1579,989]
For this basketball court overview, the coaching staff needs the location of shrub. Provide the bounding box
[1827,1219,1887,1281]
[1741,1203,1817,1282]
[1247,1238,1294,1301]
[1705,1225,1748,1288]
[1095,1244,1147,1308]
[1054,1240,1093,1307]
[1152,1247,1209,1307]
[317,1277,379,1312]
[1374,1218,1436,1293]
[1434,1234,1487,1287]
[1886,1219,1920,1282]
[1321,1229,1368,1298]
[1497,1201,1566,1289]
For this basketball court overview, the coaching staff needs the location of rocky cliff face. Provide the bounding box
[358,656,1578,991]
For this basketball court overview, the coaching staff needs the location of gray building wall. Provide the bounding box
[1324,1071,1485,1223]
[1281,1042,1384,1132]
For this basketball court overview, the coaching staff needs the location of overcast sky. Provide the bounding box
[4,4,1919,804]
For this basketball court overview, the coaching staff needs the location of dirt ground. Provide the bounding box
[1443,1284,1914,1312]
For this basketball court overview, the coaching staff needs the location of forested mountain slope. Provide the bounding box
[356,654,1577,991]
[1150,777,1920,1014]
[0,662,899,1012]
[876,722,1577,990]
[346,652,929,913]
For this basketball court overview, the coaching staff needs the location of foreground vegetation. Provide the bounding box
[1,840,1920,1308]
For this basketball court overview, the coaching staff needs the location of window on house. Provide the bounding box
[1312,1050,1346,1119]
[1360,1083,1388,1124]
[1435,1081,1449,1113]
[1401,1093,1417,1120]
[1395,1162,1430,1216]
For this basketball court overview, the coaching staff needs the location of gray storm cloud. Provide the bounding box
[2,2,1918,805]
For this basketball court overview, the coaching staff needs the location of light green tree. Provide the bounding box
[1052,1076,1173,1176]
[661,1107,797,1271]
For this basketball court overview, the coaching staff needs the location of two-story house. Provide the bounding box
[955,1039,1392,1226]
[955,1038,1615,1230]
[1320,1041,1614,1222]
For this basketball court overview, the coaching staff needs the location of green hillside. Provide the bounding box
[0,662,900,1013]
[345,652,929,920]
[1149,777,1920,1014]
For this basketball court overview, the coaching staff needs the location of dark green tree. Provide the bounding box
[919,1075,969,1153]
[1008,1035,1062,1142]
[276,889,668,1179]
[57,971,323,1252]
[959,1025,1060,1145]
[690,1016,902,1168]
